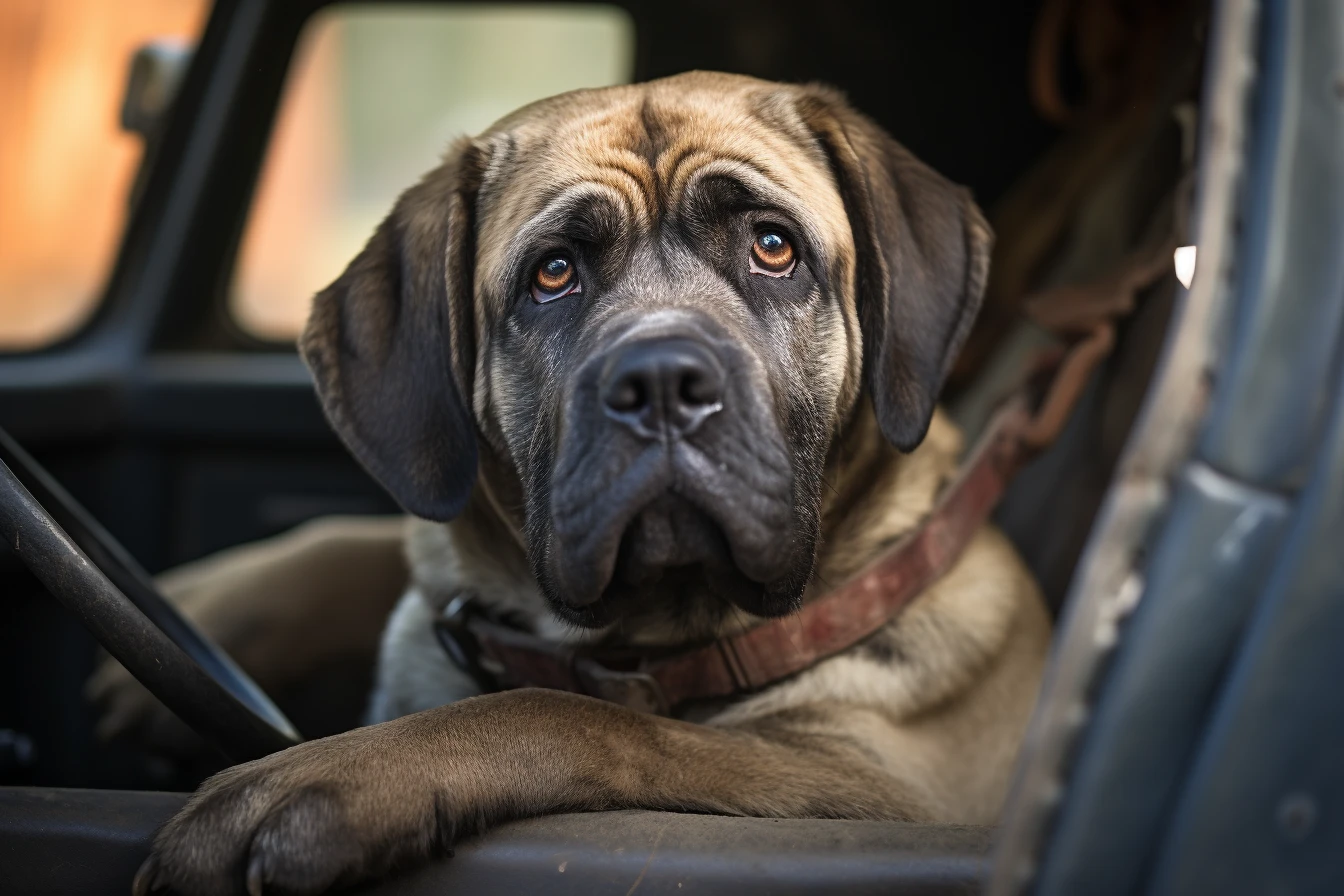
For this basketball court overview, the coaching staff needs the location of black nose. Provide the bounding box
[601,338,725,438]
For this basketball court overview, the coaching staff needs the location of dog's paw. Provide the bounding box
[86,655,207,759]
[134,729,454,896]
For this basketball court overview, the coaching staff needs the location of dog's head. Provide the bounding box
[301,72,991,630]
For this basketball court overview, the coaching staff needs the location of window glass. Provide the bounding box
[0,0,207,350]
[231,4,635,341]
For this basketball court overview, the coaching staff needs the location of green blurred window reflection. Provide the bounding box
[232,4,634,340]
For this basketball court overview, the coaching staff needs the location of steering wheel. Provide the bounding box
[0,425,300,762]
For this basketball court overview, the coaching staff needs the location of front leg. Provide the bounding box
[137,688,920,896]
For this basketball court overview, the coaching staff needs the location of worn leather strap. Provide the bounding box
[635,395,1032,708]
[1020,235,1178,449]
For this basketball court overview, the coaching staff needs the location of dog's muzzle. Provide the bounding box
[540,317,804,620]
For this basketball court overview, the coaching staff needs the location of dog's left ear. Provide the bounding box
[299,140,486,521]
[797,88,993,451]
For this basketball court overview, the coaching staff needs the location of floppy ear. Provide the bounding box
[798,89,994,451]
[299,141,484,521]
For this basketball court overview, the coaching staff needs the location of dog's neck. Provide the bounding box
[812,401,963,592]
[404,401,964,648]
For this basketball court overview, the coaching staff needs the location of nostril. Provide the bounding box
[606,376,646,413]
[679,370,721,407]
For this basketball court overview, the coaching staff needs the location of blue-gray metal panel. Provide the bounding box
[987,2,1263,889]
[1032,463,1290,896]
[1146,349,1344,896]
[1196,0,1344,488]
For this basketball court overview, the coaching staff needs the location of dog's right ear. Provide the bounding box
[795,88,993,453]
[299,140,485,521]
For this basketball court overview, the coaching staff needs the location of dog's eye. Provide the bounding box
[532,256,582,303]
[750,231,796,277]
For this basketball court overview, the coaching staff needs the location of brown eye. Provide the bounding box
[532,255,581,303]
[750,231,796,276]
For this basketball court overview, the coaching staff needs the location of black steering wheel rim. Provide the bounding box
[0,425,300,762]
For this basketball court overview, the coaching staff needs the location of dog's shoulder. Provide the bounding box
[706,526,1048,823]
[703,409,1050,820]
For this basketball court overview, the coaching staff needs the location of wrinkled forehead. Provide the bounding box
[472,80,851,289]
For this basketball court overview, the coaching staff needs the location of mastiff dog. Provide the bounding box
[135,71,1050,896]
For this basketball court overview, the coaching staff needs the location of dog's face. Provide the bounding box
[301,72,991,631]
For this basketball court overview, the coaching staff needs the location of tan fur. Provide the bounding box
[131,72,1049,896]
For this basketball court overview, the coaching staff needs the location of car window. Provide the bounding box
[0,0,208,351]
[230,4,635,342]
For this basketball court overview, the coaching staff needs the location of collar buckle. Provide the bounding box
[432,593,500,693]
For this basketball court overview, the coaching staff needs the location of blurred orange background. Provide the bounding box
[0,0,208,349]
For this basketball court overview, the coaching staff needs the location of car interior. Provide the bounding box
[12,0,1316,892]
